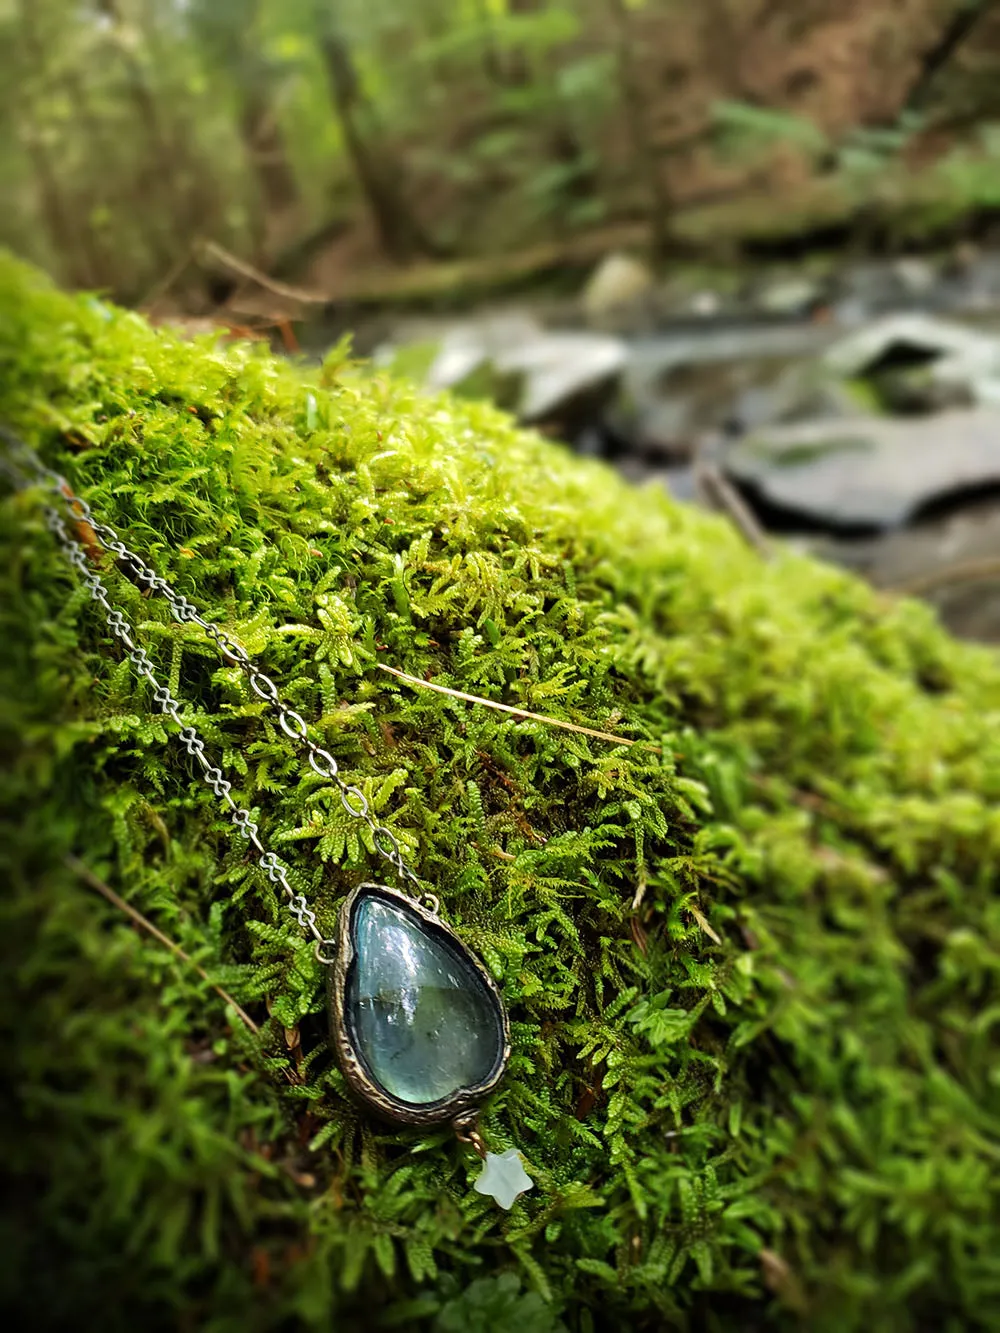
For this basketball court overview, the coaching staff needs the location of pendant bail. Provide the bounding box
[453,1111,487,1159]
[314,937,337,965]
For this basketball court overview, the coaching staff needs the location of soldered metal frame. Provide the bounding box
[328,882,512,1128]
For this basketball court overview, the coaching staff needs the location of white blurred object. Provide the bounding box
[581,252,654,320]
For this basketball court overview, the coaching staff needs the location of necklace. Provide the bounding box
[2,433,533,1210]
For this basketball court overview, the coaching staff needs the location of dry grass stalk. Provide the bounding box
[377,663,661,751]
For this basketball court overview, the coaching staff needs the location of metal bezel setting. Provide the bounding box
[7,446,513,1139]
[329,882,511,1128]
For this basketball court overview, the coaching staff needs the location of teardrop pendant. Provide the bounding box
[329,883,510,1126]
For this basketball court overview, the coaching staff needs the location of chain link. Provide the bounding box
[2,434,434,943]
[58,468,422,894]
[33,497,329,946]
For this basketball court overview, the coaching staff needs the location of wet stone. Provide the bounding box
[345,893,505,1107]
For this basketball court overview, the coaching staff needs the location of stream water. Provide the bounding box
[310,249,1000,644]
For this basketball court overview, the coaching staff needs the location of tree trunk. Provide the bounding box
[25,138,103,289]
[699,0,747,100]
[904,0,998,113]
[474,0,505,84]
[95,0,185,271]
[58,69,123,289]
[316,15,435,261]
[240,87,299,219]
[238,75,300,257]
[605,0,673,256]
[16,0,102,288]
[97,0,168,155]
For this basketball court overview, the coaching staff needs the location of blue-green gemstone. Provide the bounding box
[345,893,505,1107]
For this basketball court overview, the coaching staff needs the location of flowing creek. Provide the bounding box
[304,250,1000,644]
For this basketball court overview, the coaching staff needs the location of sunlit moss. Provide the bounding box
[1,254,999,1333]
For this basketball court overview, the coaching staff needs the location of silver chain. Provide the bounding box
[2,436,437,959]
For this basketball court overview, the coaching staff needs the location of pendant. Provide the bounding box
[328,883,511,1127]
[474,1148,534,1210]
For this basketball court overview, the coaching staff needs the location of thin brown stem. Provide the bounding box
[66,855,259,1034]
[198,240,328,305]
[377,664,660,751]
[887,555,1000,598]
[695,460,773,558]
[605,0,673,255]
[138,245,196,312]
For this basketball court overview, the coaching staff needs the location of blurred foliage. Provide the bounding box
[0,0,650,294]
[4,1,1000,301]
[2,253,1000,1329]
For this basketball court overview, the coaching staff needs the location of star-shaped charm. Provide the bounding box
[473,1148,534,1210]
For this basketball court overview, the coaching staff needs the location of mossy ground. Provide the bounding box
[1,255,999,1332]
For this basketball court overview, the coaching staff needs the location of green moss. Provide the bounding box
[1,253,999,1332]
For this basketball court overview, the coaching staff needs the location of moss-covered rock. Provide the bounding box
[1,254,999,1332]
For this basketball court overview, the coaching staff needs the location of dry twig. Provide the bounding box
[376,663,660,751]
[138,244,196,312]
[66,855,259,1034]
[695,460,773,557]
[887,555,1000,598]
[688,902,723,944]
[198,240,328,306]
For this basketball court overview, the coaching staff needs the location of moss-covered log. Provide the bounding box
[1,255,999,1332]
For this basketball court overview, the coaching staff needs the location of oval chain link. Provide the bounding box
[39,501,327,948]
[92,506,421,892]
[3,440,435,948]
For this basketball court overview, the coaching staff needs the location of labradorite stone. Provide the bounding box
[345,893,504,1107]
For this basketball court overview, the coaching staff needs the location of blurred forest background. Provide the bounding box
[5,0,1000,305]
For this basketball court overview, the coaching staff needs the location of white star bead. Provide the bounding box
[473,1148,534,1210]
